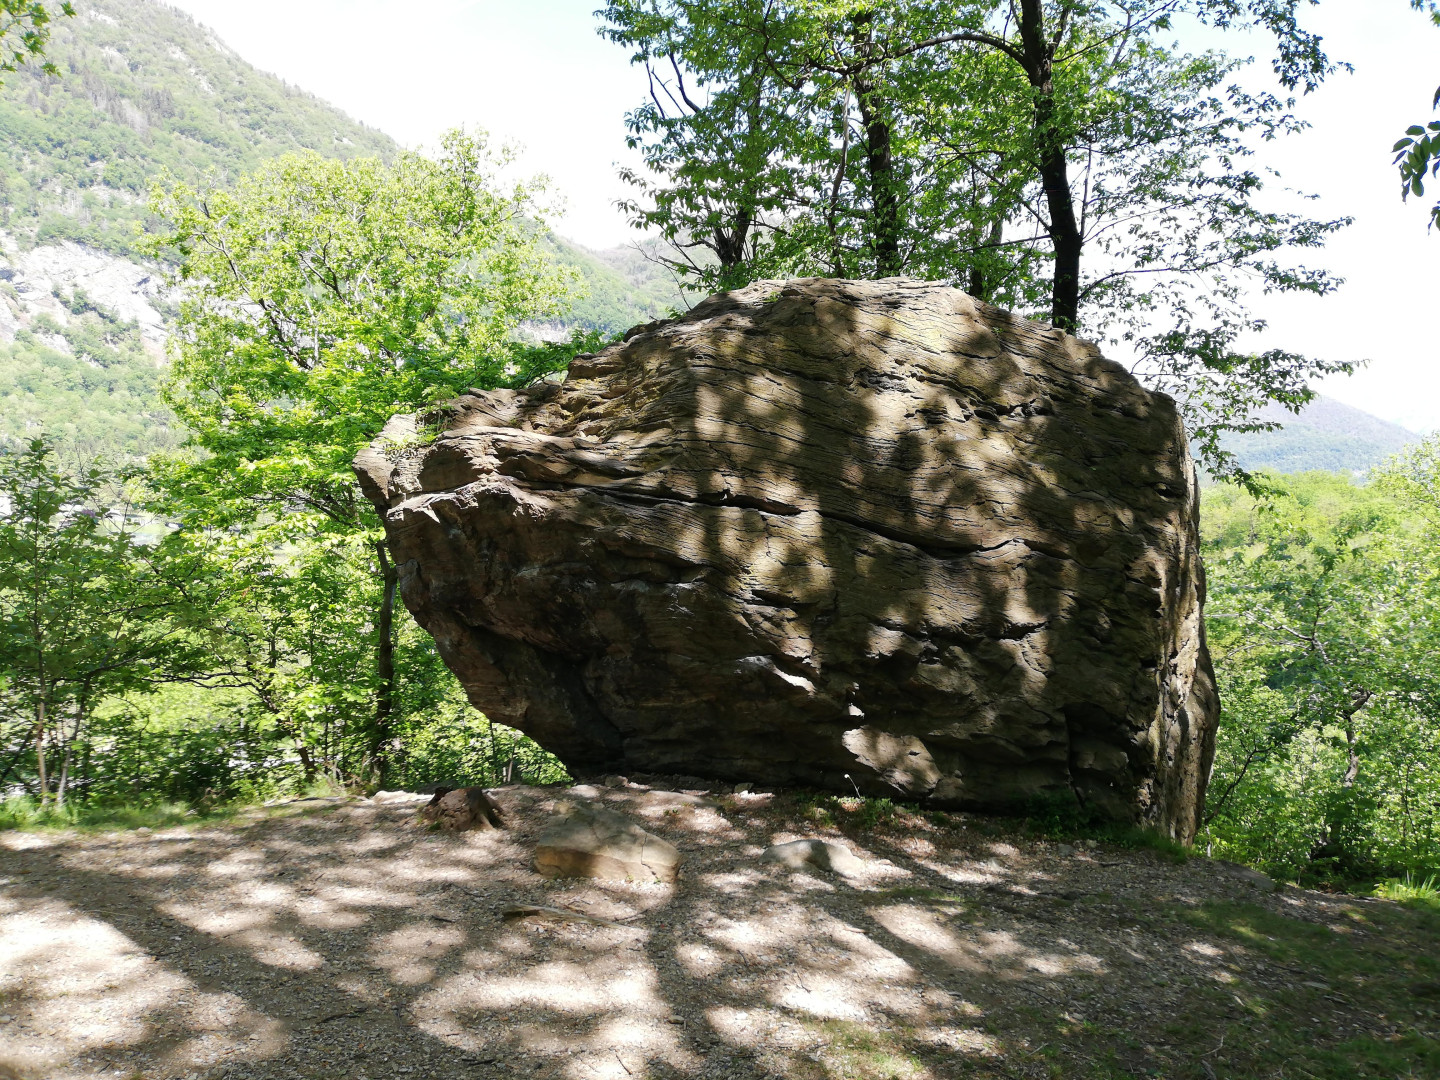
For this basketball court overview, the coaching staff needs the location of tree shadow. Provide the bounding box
[0,788,1386,1080]
[361,277,1214,842]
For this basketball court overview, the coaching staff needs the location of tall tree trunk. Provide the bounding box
[851,17,902,278]
[370,541,399,782]
[854,76,902,276]
[1017,0,1083,332]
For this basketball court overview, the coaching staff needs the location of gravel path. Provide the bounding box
[0,784,1415,1080]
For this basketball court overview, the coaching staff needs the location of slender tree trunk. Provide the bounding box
[56,686,88,809]
[850,16,902,278]
[1017,0,1083,332]
[34,699,47,808]
[854,75,902,276]
[827,86,854,275]
[1339,689,1371,789]
[371,541,399,782]
[967,211,1005,303]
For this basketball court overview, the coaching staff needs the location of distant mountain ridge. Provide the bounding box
[1218,395,1417,475]
[0,0,681,318]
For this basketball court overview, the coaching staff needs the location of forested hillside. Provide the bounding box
[0,0,684,458]
[0,0,395,256]
[1219,395,1419,475]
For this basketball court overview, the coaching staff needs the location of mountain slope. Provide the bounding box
[0,0,683,456]
[1219,395,1418,475]
[0,0,398,256]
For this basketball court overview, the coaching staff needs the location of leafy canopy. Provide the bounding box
[599,0,1354,483]
[1201,467,1440,882]
[148,129,568,526]
[0,0,72,80]
[0,437,215,799]
[1393,1,1440,231]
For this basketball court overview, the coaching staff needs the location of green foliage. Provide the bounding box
[140,127,580,790]
[0,793,221,831]
[0,436,214,806]
[1394,1,1440,231]
[598,0,1353,483]
[0,0,72,80]
[1376,872,1440,911]
[149,130,565,526]
[501,327,618,389]
[391,709,570,790]
[1200,466,1440,884]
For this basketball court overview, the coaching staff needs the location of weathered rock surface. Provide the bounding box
[357,278,1217,841]
[533,801,681,882]
[419,786,505,832]
[762,839,864,875]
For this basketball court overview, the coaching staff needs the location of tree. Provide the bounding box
[0,0,72,81]
[0,437,209,806]
[1201,473,1440,881]
[148,130,568,780]
[174,528,383,788]
[1393,1,1440,231]
[600,1,1355,480]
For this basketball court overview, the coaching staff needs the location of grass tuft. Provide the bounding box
[1376,873,1440,911]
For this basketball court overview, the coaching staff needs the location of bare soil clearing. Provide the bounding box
[0,785,1436,1080]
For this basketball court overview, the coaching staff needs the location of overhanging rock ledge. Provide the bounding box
[355,278,1218,842]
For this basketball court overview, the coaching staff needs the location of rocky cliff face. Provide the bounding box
[357,279,1217,841]
[0,233,171,355]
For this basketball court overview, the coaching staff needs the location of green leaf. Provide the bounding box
[1407,125,1428,136]
[1394,138,1416,151]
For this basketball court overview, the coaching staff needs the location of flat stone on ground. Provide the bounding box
[534,802,681,883]
[761,838,864,875]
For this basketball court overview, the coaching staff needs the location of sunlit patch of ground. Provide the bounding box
[0,786,1436,1080]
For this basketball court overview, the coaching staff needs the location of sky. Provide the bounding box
[162,0,1440,431]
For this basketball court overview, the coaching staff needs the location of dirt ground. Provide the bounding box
[1,783,1437,1080]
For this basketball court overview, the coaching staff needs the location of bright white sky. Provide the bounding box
[164,0,1440,431]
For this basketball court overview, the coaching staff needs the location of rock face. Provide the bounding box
[356,278,1217,842]
[533,801,682,882]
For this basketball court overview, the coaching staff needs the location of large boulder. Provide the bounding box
[356,279,1217,842]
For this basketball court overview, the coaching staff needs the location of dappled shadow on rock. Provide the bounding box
[357,278,1215,843]
[1,788,1428,1080]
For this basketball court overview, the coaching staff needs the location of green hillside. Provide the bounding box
[0,0,684,457]
[546,234,695,334]
[1218,395,1418,475]
[0,0,398,256]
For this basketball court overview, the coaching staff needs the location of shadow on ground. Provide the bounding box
[0,785,1436,1080]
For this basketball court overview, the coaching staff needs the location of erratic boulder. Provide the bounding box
[356,278,1217,842]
